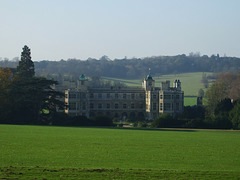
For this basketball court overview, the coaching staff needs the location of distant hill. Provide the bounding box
[1,54,240,79]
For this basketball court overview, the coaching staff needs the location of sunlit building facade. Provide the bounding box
[65,74,184,120]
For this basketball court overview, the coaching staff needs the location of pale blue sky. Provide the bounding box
[1,0,240,61]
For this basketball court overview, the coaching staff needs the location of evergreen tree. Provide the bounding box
[229,100,240,129]
[3,46,65,125]
[17,45,35,78]
[10,77,64,124]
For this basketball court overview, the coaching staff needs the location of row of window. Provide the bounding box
[146,102,181,111]
[146,94,158,99]
[90,103,144,109]
[90,93,144,99]
[68,102,145,111]
[68,102,181,111]
[68,103,180,111]
[146,103,157,111]
[66,93,86,99]
[67,92,145,99]
[68,102,86,110]
[67,93,181,100]
[160,94,180,99]
[89,111,144,118]
[159,103,180,111]
[146,94,181,99]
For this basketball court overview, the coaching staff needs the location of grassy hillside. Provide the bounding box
[1,125,240,179]
[103,72,213,106]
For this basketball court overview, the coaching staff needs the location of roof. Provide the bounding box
[79,74,87,80]
[146,74,153,80]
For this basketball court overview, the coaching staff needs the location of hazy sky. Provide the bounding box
[1,0,240,61]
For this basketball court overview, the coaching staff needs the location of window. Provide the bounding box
[131,94,135,99]
[98,104,102,109]
[164,103,171,110]
[140,93,144,99]
[123,104,127,109]
[164,95,171,99]
[176,95,180,99]
[176,103,179,111]
[69,103,76,110]
[82,103,86,110]
[131,103,135,109]
[153,103,156,110]
[153,94,157,99]
[140,103,143,108]
[115,93,118,99]
[65,94,68,99]
[107,93,110,98]
[90,103,94,109]
[123,93,127,99]
[160,95,163,99]
[90,93,94,98]
[160,103,163,110]
[98,93,102,99]
[107,103,110,109]
[69,93,76,99]
[115,103,119,109]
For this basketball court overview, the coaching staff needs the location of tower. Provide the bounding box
[142,68,155,91]
[77,74,88,90]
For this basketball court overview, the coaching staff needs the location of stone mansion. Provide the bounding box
[64,74,184,120]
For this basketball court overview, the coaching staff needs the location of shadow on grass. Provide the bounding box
[67,125,197,132]
[2,124,196,132]
[111,127,197,132]
[2,166,240,179]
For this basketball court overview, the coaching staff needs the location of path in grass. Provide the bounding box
[1,125,240,179]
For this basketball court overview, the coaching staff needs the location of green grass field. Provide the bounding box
[184,97,197,106]
[1,125,240,179]
[103,72,213,106]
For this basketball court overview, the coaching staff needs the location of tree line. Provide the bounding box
[1,47,240,129]
[1,54,240,79]
[150,72,240,129]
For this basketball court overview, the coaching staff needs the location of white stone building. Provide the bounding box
[65,74,184,120]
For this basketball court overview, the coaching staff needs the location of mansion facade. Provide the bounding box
[64,74,184,120]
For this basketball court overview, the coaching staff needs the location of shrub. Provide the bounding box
[137,122,148,128]
[71,116,90,126]
[151,114,174,128]
[51,112,71,126]
[91,115,113,126]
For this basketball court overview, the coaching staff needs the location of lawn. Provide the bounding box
[0,125,240,179]
[184,97,197,106]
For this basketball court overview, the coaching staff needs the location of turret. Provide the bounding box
[173,79,181,90]
[77,74,88,89]
[143,74,155,91]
